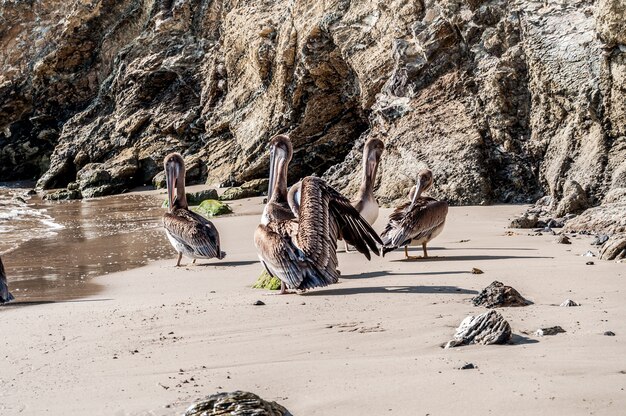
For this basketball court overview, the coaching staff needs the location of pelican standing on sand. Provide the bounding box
[381,169,448,259]
[344,138,384,252]
[255,135,383,294]
[162,153,225,266]
[0,256,14,304]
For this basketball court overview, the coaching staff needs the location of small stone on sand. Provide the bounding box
[535,326,566,336]
[253,300,265,306]
[586,261,594,265]
[471,268,484,274]
[604,331,616,336]
[560,299,579,307]
[456,362,476,370]
[555,235,571,244]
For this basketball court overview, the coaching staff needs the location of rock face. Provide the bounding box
[1,0,625,222]
[445,310,512,348]
[184,391,291,416]
[472,281,531,308]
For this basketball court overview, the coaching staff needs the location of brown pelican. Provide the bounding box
[261,135,296,224]
[162,153,225,266]
[381,169,448,259]
[0,256,14,304]
[255,136,382,294]
[344,138,384,252]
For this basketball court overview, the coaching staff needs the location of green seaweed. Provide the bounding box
[193,199,232,217]
[252,270,282,290]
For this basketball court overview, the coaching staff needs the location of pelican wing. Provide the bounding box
[254,221,339,290]
[294,178,382,260]
[0,257,14,304]
[382,198,448,248]
[163,209,223,259]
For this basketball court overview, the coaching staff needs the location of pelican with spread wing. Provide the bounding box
[381,169,448,259]
[162,153,225,266]
[254,135,382,294]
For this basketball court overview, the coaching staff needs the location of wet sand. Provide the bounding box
[2,198,626,415]
[1,190,174,302]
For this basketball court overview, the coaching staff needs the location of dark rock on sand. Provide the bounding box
[444,310,512,348]
[560,299,579,307]
[44,188,82,201]
[591,235,610,246]
[555,235,571,244]
[473,281,530,308]
[253,300,266,306]
[509,214,539,229]
[604,331,616,336]
[471,268,484,275]
[456,362,476,370]
[220,179,269,201]
[186,189,219,205]
[184,391,291,416]
[536,326,566,336]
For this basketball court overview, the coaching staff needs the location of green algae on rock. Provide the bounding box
[252,270,281,290]
[193,199,232,217]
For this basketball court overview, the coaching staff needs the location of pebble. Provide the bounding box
[555,235,571,244]
[471,268,484,274]
[253,300,265,306]
[586,261,594,265]
[581,250,596,257]
[604,331,616,336]
[456,362,476,370]
[560,299,579,307]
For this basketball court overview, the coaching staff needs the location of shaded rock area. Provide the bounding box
[187,189,218,205]
[472,281,531,308]
[184,391,291,416]
[220,179,270,201]
[444,310,512,348]
[600,234,626,261]
[43,188,82,201]
[0,0,624,233]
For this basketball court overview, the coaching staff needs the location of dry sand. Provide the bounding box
[2,199,625,415]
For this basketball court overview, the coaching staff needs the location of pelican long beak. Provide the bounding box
[166,164,178,211]
[268,147,276,200]
[367,152,378,183]
[268,147,286,201]
[408,181,422,210]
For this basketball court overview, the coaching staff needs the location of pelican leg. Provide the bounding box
[344,241,350,253]
[176,252,183,267]
[192,259,197,265]
[404,245,424,261]
[422,243,428,258]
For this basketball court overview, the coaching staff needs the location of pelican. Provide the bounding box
[254,135,382,294]
[0,256,14,304]
[381,169,448,259]
[344,138,384,252]
[162,153,225,266]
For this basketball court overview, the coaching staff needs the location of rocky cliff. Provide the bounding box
[1,1,624,220]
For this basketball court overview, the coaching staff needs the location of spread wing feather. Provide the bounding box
[163,209,223,259]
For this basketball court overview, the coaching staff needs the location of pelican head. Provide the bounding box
[363,138,385,184]
[408,169,434,208]
[268,135,293,200]
[164,153,187,211]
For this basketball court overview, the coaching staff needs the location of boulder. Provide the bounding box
[44,189,82,201]
[444,310,512,348]
[472,281,531,308]
[184,391,291,416]
[600,234,626,261]
[193,200,232,217]
[187,189,219,205]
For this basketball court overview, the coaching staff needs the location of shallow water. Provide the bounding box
[0,184,175,302]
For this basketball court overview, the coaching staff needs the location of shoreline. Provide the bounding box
[3,203,626,415]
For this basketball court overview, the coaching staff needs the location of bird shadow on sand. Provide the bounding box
[302,285,478,296]
[195,260,258,267]
[4,298,113,308]
[389,254,553,262]
[509,334,540,345]
[341,270,471,279]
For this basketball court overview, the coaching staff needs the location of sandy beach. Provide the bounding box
[2,199,625,415]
